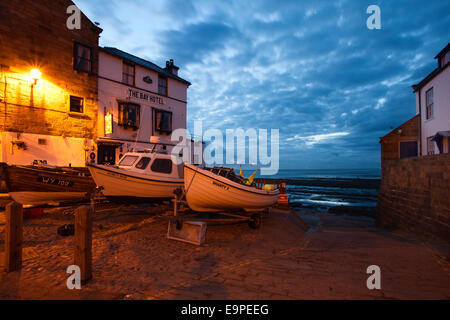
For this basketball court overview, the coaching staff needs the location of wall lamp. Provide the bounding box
[30,68,42,85]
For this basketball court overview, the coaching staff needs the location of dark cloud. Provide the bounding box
[74,0,449,170]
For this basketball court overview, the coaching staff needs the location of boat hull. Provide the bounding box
[9,191,88,206]
[87,164,183,200]
[1,163,95,205]
[184,164,279,212]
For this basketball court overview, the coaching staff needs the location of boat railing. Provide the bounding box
[254,178,287,193]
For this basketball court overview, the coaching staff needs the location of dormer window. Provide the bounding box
[440,51,450,68]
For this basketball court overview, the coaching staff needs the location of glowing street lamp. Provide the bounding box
[30,68,41,85]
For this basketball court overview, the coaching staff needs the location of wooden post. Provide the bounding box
[4,202,23,272]
[173,194,178,216]
[74,205,92,282]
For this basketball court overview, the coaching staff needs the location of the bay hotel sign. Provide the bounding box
[127,88,165,105]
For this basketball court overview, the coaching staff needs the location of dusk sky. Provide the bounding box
[75,0,450,170]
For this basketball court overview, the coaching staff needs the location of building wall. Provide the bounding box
[377,154,450,242]
[416,67,450,155]
[97,51,188,161]
[379,115,419,160]
[0,0,100,166]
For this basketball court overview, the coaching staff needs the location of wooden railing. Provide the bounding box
[254,178,287,193]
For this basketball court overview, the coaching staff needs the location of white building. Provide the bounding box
[413,43,450,155]
[95,47,191,164]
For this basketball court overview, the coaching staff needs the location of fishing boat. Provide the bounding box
[0,163,96,206]
[184,164,279,212]
[87,151,184,201]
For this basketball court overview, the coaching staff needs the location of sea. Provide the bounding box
[242,168,381,211]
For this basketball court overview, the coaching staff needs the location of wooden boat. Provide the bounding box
[184,164,279,212]
[87,151,184,201]
[0,163,96,205]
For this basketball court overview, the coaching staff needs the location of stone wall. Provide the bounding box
[0,0,101,139]
[377,154,450,242]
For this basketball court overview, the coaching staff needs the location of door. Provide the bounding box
[399,141,418,158]
[98,145,117,165]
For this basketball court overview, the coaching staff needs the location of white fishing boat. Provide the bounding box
[184,164,279,212]
[87,151,184,201]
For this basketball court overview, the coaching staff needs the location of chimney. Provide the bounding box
[165,59,179,76]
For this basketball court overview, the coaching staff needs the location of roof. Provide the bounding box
[412,44,450,92]
[379,115,419,141]
[434,43,450,59]
[100,47,191,86]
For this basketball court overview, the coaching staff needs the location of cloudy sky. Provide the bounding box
[75,0,449,170]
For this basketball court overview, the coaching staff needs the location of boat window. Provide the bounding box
[118,155,139,166]
[150,158,172,174]
[135,157,151,170]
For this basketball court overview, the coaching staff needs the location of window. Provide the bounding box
[425,88,433,120]
[158,76,167,96]
[122,62,135,86]
[399,141,418,159]
[427,136,435,155]
[440,51,450,68]
[118,102,140,129]
[154,109,172,134]
[150,158,172,174]
[118,155,138,166]
[74,42,92,73]
[70,96,84,113]
[135,157,151,170]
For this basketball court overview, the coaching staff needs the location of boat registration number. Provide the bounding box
[37,176,74,187]
[212,181,229,190]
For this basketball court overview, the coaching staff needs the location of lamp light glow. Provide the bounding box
[30,69,41,84]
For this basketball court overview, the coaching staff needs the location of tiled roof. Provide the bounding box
[100,47,191,86]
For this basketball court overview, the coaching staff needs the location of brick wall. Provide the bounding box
[377,154,450,242]
[0,0,101,139]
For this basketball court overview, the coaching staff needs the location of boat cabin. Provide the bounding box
[115,151,183,179]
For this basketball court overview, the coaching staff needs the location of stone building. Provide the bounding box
[0,0,102,166]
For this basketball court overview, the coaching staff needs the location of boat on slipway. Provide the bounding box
[184,164,280,212]
[0,163,96,206]
[87,151,184,201]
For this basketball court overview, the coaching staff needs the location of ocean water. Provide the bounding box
[242,168,381,211]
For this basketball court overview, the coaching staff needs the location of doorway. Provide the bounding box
[98,145,117,165]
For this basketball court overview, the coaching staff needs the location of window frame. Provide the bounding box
[154,109,173,134]
[150,158,173,174]
[158,75,168,96]
[69,95,84,113]
[118,102,141,130]
[425,87,433,120]
[135,157,151,170]
[118,155,139,166]
[73,42,93,73]
[122,61,135,86]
